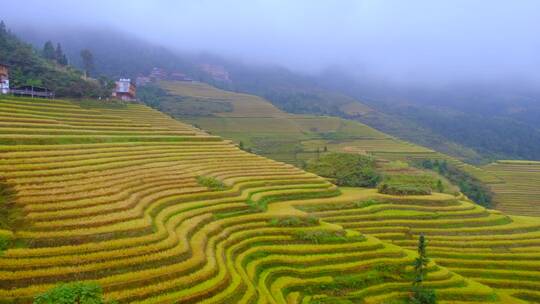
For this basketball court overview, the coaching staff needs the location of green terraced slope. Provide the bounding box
[483,161,540,216]
[0,96,533,304]
[157,81,501,185]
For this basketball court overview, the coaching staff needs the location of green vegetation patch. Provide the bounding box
[0,22,112,98]
[378,183,432,196]
[196,176,227,191]
[33,282,117,304]
[268,216,319,227]
[297,199,380,212]
[417,159,492,207]
[306,153,381,187]
[294,229,365,244]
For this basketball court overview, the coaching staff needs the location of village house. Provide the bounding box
[112,78,136,101]
[149,67,167,81]
[200,64,230,82]
[0,63,9,94]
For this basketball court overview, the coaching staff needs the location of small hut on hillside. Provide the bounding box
[0,63,9,94]
[112,78,136,101]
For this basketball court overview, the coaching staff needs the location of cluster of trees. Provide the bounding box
[378,183,432,196]
[0,20,110,98]
[42,41,68,65]
[306,153,381,187]
[393,106,540,162]
[80,49,95,77]
[305,153,450,196]
[418,160,492,207]
[42,40,95,77]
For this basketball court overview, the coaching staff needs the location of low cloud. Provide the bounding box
[3,0,540,85]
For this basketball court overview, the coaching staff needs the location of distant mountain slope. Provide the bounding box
[149,81,430,165]
[206,62,486,163]
[148,81,496,188]
[317,71,540,162]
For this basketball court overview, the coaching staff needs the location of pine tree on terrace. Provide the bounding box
[411,234,436,304]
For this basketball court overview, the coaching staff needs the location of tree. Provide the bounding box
[436,180,444,193]
[413,234,428,286]
[55,43,68,65]
[80,49,95,77]
[0,21,6,35]
[42,41,56,61]
[410,234,436,304]
[33,282,116,304]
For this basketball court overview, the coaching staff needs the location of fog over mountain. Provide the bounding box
[3,0,540,86]
[3,1,540,162]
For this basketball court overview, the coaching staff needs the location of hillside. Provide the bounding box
[157,81,422,166]
[0,96,536,303]
[149,81,499,188]
[317,71,540,162]
[0,22,109,98]
[17,26,540,163]
[148,82,538,215]
[209,64,485,163]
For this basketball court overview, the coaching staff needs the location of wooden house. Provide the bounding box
[0,63,9,94]
[112,78,136,101]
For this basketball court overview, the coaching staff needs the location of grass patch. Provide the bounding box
[294,230,366,244]
[196,176,227,191]
[268,216,319,227]
[297,199,380,212]
[378,183,432,196]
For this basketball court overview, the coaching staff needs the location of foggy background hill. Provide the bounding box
[2,0,540,162]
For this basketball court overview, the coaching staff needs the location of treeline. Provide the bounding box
[417,159,492,208]
[305,153,433,196]
[0,21,111,98]
[42,40,68,65]
[396,106,540,162]
[304,153,493,204]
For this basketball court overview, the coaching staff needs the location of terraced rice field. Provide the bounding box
[161,81,501,186]
[295,188,540,303]
[0,96,533,304]
[483,161,540,216]
[373,151,502,185]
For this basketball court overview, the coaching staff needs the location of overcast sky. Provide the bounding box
[3,0,540,84]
